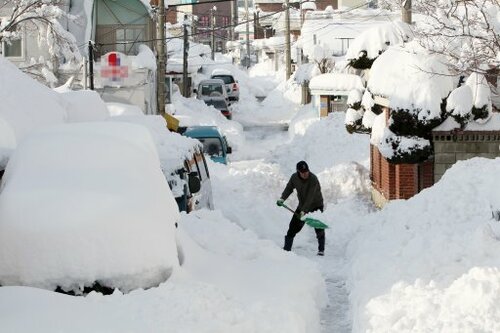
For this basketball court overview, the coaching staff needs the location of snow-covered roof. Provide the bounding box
[345,21,412,61]
[253,36,286,51]
[367,43,455,117]
[297,9,399,58]
[309,73,365,94]
[302,1,317,11]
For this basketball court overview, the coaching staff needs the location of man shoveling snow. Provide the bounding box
[277,161,326,256]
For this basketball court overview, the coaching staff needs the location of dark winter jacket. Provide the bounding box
[280,172,323,213]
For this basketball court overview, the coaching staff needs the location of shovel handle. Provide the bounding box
[282,203,298,215]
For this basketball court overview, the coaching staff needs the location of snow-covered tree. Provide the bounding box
[0,0,81,83]
[379,0,499,77]
[346,21,412,70]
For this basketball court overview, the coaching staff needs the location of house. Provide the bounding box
[193,0,232,53]
[296,8,400,62]
[309,73,365,116]
[1,0,159,115]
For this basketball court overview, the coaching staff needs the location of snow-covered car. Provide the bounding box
[203,96,232,120]
[195,79,230,102]
[0,122,180,295]
[106,113,215,213]
[182,126,232,165]
[210,69,239,101]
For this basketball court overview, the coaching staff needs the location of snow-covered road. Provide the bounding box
[211,116,373,333]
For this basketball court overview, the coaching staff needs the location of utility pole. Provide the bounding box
[230,0,237,41]
[211,6,216,60]
[284,0,291,79]
[88,41,94,90]
[402,0,412,24]
[183,15,189,97]
[244,0,250,68]
[157,0,166,116]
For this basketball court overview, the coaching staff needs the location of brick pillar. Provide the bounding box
[395,164,417,199]
[380,155,396,200]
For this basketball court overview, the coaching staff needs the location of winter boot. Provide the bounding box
[283,236,294,251]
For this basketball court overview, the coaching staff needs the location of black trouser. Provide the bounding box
[284,206,325,252]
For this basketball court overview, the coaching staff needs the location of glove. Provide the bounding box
[276,199,284,207]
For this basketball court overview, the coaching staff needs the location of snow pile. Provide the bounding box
[0,205,327,333]
[59,90,109,122]
[106,102,144,116]
[347,157,500,332]
[170,91,245,150]
[0,122,179,293]
[0,56,68,167]
[276,112,370,175]
[131,44,157,70]
[107,114,202,175]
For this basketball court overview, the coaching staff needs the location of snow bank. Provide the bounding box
[106,102,144,116]
[0,205,327,333]
[170,91,245,150]
[279,112,370,174]
[0,56,67,152]
[347,157,500,332]
[0,122,179,293]
[59,90,109,122]
[107,114,202,175]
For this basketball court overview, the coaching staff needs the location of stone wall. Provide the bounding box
[433,131,500,182]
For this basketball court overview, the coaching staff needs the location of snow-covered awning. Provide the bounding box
[309,73,365,95]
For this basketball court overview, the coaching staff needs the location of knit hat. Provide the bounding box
[296,160,309,172]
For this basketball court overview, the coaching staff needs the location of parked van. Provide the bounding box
[107,114,214,213]
[196,79,230,102]
[166,144,215,212]
[181,126,232,165]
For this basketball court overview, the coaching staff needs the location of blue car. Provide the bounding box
[182,126,232,164]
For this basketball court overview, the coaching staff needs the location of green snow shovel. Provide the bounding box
[281,203,329,229]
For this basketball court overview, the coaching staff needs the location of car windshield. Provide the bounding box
[198,137,223,157]
[212,75,234,84]
[205,99,227,110]
[200,84,223,96]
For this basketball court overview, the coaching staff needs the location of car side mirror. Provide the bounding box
[188,171,201,194]
[226,146,232,154]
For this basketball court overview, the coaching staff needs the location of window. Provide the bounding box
[2,38,23,58]
[115,27,144,55]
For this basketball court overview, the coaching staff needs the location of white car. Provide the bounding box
[196,79,230,102]
[0,122,180,295]
[211,69,239,101]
